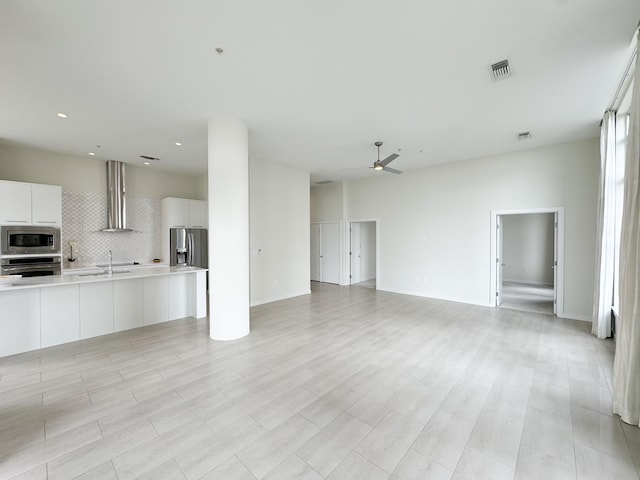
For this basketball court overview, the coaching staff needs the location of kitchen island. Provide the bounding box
[0,266,207,357]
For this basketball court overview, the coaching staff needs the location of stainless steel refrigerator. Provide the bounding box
[169,228,208,268]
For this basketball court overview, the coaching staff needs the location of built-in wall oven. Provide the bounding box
[1,225,62,276]
[1,225,60,256]
[0,256,61,277]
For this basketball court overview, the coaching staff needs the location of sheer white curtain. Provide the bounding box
[613,30,640,426]
[592,110,616,338]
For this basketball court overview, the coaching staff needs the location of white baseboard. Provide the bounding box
[250,290,311,307]
[503,279,554,287]
[377,286,492,308]
[558,312,591,322]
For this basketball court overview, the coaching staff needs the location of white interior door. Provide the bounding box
[553,212,558,315]
[496,216,503,306]
[310,224,321,282]
[320,222,340,284]
[350,223,361,284]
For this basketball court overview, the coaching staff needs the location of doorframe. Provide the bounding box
[490,207,564,316]
[346,218,379,288]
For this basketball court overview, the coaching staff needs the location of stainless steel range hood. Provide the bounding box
[103,160,133,232]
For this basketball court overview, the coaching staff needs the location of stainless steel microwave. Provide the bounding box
[1,225,61,255]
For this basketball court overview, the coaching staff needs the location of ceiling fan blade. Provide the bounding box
[379,153,399,167]
[383,166,402,174]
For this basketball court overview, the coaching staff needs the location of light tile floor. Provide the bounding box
[500,282,554,316]
[0,283,638,479]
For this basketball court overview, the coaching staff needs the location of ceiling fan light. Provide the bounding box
[374,163,384,171]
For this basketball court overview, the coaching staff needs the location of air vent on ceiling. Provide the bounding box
[517,131,531,140]
[315,180,334,185]
[140,155,160,161]
[490,59,512,81]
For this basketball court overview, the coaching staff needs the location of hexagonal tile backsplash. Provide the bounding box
[62,191,161,266]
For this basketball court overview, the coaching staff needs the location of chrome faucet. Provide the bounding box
[107,250,113,275]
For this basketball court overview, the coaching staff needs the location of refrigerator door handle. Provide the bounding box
[188,232,194,266]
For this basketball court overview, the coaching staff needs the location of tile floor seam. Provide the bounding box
[294,454,323,480]
[232,453,258,480]
[409,446,452,476]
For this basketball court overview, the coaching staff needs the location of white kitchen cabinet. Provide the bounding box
[161,197,207,263]
[162,197,189,228]
[187,200,207,228]
[80,282,114,339]
[0,289,40,357]
[31,184,62,225]
[0,180,62,226]
[0,180,31,224]
[143,276,169,325]
[161,197,207,228]
[41,285,80,348]
[114,279,143,331]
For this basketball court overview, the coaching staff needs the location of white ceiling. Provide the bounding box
[0,1,637,181]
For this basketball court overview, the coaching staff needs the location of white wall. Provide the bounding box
[0,141,203,199]
[332,139,599,319]
[250,159,310,305]
[196,174,208,201]
[311,182,343,222]
[502,213,555,285]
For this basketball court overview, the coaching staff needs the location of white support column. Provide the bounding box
[208,119,250,340]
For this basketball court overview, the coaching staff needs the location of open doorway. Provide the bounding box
[500,213,555,314]
[491,208,564,316]
[349,220,377,289]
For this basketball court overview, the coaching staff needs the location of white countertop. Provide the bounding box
[62,261,169,274]
[0,266,207,292]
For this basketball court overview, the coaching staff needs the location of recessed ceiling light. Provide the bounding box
[88,152,96,156]
[175,142,182,146]
[143,161,150,165]
[57,112,68,118]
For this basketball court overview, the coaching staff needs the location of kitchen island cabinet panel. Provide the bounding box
[0,289,40,357]
[80,282,114,339]
[0,267,206,357]
[193,270,207,319]
[143,276,169,325]
[114,279,143,331]
[169,274,190,320]
[41,285,80,348]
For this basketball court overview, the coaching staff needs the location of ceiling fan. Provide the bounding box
[371,141,402,174]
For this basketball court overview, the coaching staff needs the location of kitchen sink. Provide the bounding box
[78,270,130,277]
